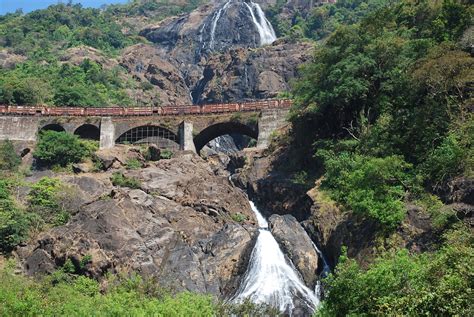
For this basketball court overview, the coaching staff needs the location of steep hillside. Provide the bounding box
[0,0,392,107]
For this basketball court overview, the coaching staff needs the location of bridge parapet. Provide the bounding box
[0,99,292,117]
[0,100,292,153]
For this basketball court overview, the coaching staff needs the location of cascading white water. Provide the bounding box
[233,201,319,314]
[209,0,232,50]
[244,1,277,45]
[206,0,276,51]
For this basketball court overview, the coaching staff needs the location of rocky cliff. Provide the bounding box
[17,152,259,297]
[131,0,313,105]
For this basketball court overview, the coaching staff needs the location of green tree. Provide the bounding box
[34,130,92,167]
[28,177,70,226]
[0,180,30,252]
[319,152,415,229]
[318,225,474,316]
[0,140,21,171]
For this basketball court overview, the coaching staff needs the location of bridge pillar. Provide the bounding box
[257,109,289,149]
[99,117,115,149]
[179,121,196,153]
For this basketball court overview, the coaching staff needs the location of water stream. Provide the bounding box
[209,0,232,50]
[244,1,277,45]
[207,0,276,51]
[232,201,320,315]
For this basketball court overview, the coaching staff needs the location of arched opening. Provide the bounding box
[74,124,100,140]
[116,125,179,149]
[40,123,65,133]
[20,148,31,158]
[194,122,258,154]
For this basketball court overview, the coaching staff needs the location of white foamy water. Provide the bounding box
[209,0,232,50]
[244,1,277,45]
[233,201,319,315]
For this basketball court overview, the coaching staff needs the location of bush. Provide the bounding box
[0,140,21,172]
[318,225,473,316]
[420,133,466,186]
[34,131,93,167]
[160,149,173,160]
[320,152,415,230]
[28,177,70,226]
[0,180,30,252]
[231,213,247,223]
[0,265,217,316]
[111,172,141,189]
[125,158,142,170]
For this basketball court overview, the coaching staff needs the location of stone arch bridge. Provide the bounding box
[0,101,290,154]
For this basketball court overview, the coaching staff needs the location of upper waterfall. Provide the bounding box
[244,1,277,45]
[202,0,277,52]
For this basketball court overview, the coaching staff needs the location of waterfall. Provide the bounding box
[233,201,319,315]
[244,1,277,45]
[209,0,232,50]
[206,0,276,51]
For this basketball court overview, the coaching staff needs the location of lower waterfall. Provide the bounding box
[232,201,320,315]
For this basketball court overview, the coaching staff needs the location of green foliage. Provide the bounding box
[28,177,70,226]
[0,265,217,316]
[267,0,390,40]
[125,158,142,170]
[111,172,141,189]
[160,149,173,160]
[287,0,472,231]
[231,213,247,223]
[0,140,21,172]
[319,151,416,229]
[0,180,30,252]
[0,59,132,106]
[0,4,133,57]
[420,133,464,186]
[34,131,93,167]
[318,225,474,316]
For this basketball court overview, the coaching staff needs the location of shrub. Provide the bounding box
[0,140,21,172]
[420,133,466,186]
[111,172,141,189]
[160,149,173,160]
[34,131,92,167]
[125,158,142,170]
[231,213,247,223]
[320,153,415,230]
[318,225,473,316]
[0,180,30,252]
[28,177,70,226]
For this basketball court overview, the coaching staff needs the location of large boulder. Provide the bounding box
[17,152,258,297]
[269,214,319,287]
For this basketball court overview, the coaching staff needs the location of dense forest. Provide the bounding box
[0,0,206,107]
[285,0,473,315]
[0,0,473,315]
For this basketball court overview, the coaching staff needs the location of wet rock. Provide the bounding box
[269,214,319,287]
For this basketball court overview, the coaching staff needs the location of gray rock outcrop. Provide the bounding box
[269,214,319,287]
[17,152,258,297]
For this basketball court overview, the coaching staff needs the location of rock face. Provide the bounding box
[130,0,312,105]
[17,152,258,297]
[269,214,319,287]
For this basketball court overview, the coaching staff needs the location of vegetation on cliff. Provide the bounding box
[290,0,472,228]
[318,225,473,316]
[284,0,473,314]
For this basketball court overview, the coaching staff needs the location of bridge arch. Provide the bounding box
[193,121,258,153]
[116,125,179,149]
[40,123,65,133]
[74,124,100,141]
